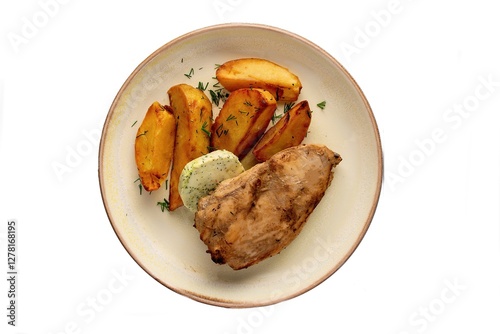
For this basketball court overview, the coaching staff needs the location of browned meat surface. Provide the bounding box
[194,144,342,270]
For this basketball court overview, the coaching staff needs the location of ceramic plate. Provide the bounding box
[99,23,383,308]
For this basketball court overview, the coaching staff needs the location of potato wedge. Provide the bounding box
[168,84,213,211]
[134,101,176,192]
[253,100,312,162]
[216,58,302,102]
[210,88,277,159]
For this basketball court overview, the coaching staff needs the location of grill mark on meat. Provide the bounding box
[194,144,342,270]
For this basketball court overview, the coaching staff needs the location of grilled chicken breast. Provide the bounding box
[194,144,342,270]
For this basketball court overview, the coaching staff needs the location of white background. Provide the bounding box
[1,0,499,333]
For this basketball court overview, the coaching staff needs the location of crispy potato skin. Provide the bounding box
[134,101,176,192]
[253,100,312,162]
[168,84,213,211]
[216,58,302,102]
[210,88,277,159]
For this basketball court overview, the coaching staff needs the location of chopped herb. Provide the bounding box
[157,198,170,212]
[209,88,229,106]
[209,90,220,105]
[134,177,143,195]
[317,101,326,110]
[307,110,312,118]
[215,124,228,137]
[271,112,283,124]
[284,102,295,113]
[243,100,253,107]
[136,130,148,138]
[214,64,221,69]
[184,68,194,79]
[201,121,211,137]
[181,58,184,63]
[131,120,137,127]
[215,124,224,137]
[197,81,209,91]
[239,109,249,116]
[226,114,237,122]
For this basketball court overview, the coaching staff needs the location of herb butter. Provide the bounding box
[179,150,244,212]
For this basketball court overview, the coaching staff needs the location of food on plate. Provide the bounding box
[216,58,302,102]
[210,88,277,159]
[167,84,213,211]
[179,150,245,212]
[134,101,176,192]
[253,100,312,162]
[194,144,342,270]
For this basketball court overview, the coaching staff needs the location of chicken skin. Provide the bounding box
[194,144,342,270]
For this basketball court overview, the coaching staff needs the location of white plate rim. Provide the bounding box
[98,22,384,308]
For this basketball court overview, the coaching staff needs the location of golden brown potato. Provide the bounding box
[216,58,302,102]
[252,100,312,162]
[167,84,213,211]
[210,88,277,159]
[134,101,176,192]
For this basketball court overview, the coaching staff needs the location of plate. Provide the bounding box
[98,23,383,308]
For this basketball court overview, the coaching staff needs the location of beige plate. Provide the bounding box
[99,23,383,308]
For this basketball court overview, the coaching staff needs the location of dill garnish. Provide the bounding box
[209,88,229,106]
[317,101,326,110]
[184,68,194,79]
[197,82,209,91]
[157,198,170,212]
[201,121,211,137]
[284,102,295,113]
[136,130,148,138]
[215,124,228,137]
[134,177,143,195]
[226,114,237,122]
[271,112,283,124]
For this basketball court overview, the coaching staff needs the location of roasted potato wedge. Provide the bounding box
[253,100,312,162]
[216,58,302,102]
[167,84,213,211]
[134,101,176,192]
[210,88,277,159]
